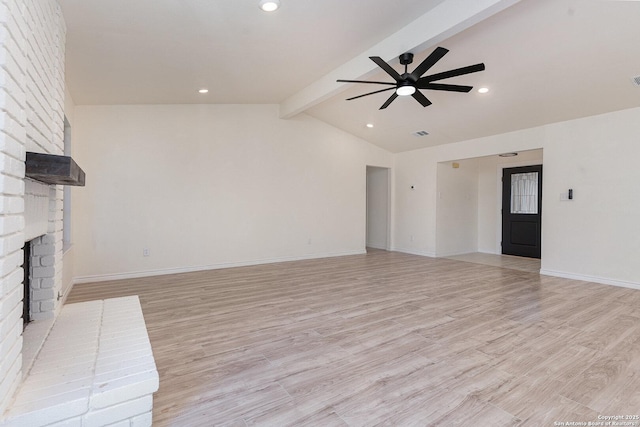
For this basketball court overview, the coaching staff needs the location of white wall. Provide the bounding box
[366,167,389,250]
[435,159,479,256]
[541,108,640,286]
[477,149,543,254]
[72,105,393,281]
[393,107,640,288]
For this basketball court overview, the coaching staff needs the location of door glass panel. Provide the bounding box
[510,172,538,214]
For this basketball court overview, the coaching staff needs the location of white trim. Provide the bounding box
[365,165,391,252]
[391,247,436,258]
[73,250,366,284]
[366,243,388,250]
[495,158,544,253]
[540,269,640,291]
[435,250,477,258]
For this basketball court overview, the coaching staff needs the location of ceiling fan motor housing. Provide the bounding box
[399,52,414,66]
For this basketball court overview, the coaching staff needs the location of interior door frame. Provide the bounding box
[501,164,543,258]
[365,165,392,251]
[494,159,544,255]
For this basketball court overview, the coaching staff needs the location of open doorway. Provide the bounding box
[435,149,543,272]
[366,166,390,251]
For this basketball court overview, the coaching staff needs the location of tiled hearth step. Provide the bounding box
[0,296,159,427]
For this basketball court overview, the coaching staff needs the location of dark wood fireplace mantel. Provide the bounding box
[25,152,85,186]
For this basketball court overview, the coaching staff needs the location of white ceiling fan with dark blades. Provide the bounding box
[337,47,485,110]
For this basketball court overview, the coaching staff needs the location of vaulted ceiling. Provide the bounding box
[60,0,640,152]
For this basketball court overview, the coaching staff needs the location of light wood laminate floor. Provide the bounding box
[67,250,640,426]
[444,252,541,274]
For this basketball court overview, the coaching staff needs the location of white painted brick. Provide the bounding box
[46,416,82,427]
[0,154,25,178]
[0,112,27,142]
[0,303,21,340]
[91,371,158,410]
[0,260,22,294]
[0,55,25,98]
[30,277,41,289]
[0,194,24,215]
[32,266,54,279]
[40,277,54,289]
[29,300,41,314]
[40,255,56,267]
[0,24,21,55]
[0,173,24,194]
[0,3,8,23]
[31,288,53,301]
[130,411,152,427]
[0,249,21,277]
[2,389,89,427]
[0,232,24,254]
[0,89,27,125]
[32,243,53,256]
[4,1,28,44]
[39,300,53,312]
[0,324,21,370]
[0,133,25,159]
[0,352,21,414]
[82,395,152,427]
[0,215,23,235]
[2,297,159,425]
[0,284,21,321]
[0,231,23,253]
[29,309,55,321]
[41,233,54,244]
[1,0,69,413]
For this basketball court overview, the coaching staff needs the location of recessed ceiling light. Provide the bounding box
[366,123,374,128]
[478,87,489,94]
[259,0,280,12]
[198,89,209,94]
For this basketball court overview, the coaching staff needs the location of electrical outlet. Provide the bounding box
[143,248,150,257]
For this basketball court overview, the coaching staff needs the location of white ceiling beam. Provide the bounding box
[279,0,521,119]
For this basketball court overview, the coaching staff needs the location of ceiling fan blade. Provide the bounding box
[410,47,449,80]
[379,92,398,109]
[337,79,396,86]
[412,90,432,107]
[346,87,396,101]
[420,63,486,83]
[417,82,473,92]
[370,57,402,82]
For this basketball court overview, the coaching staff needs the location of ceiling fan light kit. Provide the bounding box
[396,82,416,96]
[337,46,485,110]
[259,0,280,12]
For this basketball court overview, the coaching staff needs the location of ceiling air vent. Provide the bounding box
[412,130,429,137]
[632,75,640,87]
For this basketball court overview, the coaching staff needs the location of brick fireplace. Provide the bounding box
[2,5,159,426]
[23,179,64,322]
[0,0,68,413]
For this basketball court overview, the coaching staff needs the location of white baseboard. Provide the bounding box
[390,247,436,258]
[73,249,366,284]
[434,250,477,258]
[540,269,640,291]
[366,243,388,250]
